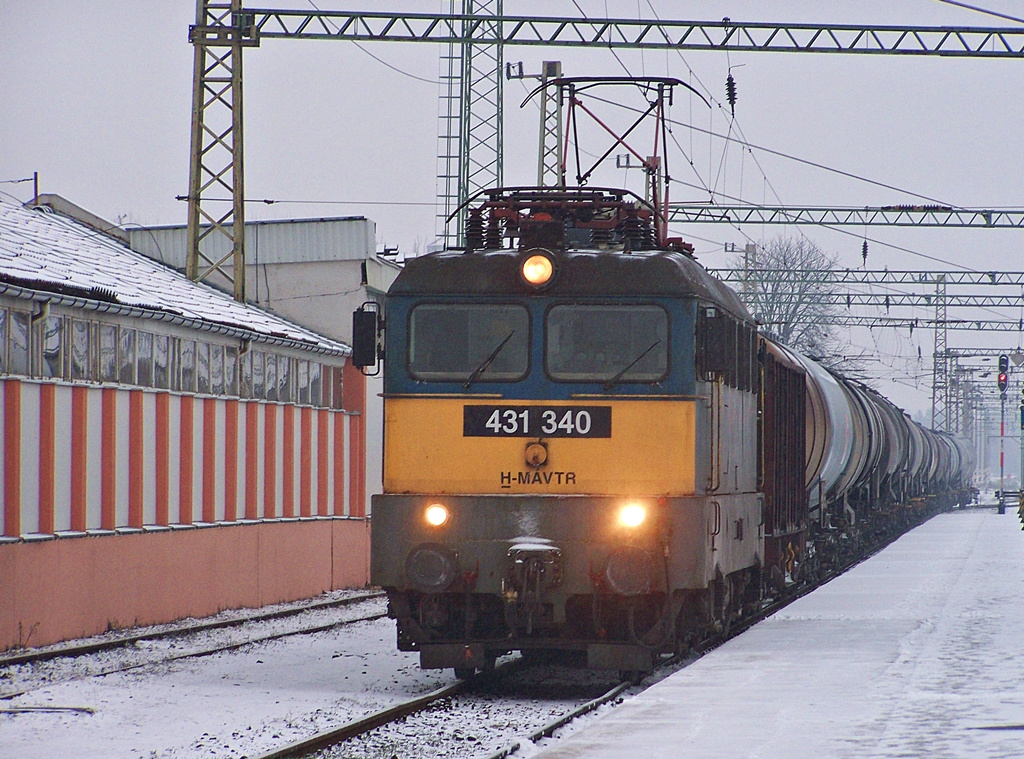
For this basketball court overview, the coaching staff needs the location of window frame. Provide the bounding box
[543,301,671,385]
[406,300,532,384]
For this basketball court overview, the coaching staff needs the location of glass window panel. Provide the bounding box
[99,324,117,382]
[118,327,136,385]
[320,364,332,408]
[298,360,309,405]
[545,305,668,383]
[309,363,322,408]
[265,353,278,401]
[225,345,238,396]
[210,344,224,395]
[252,351,265,398]
[9,311,29,376]
[180,340,196,392]
[408,304,529,382]
[278,356,292,403]
[169,337,181,391]
[71,320,91,380]
[137,331,154,386]
[240,350,253,398]
[331,365,344,410]
[154,334,169,389]
[195,342,209,394]
[40,315,63,378]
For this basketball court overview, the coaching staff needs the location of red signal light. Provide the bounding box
[998,372,1009,393]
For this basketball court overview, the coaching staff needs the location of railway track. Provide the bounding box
[245,510,941,759]
[251,658,624,759]
[252,675,480,759]
[0,590,386,701]
[0,511,947,758]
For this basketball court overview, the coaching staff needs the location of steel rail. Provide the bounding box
[242,10,1024,57]
[250,502,947,759]
[250,663,525,759]
[0,590,383,668]
[0,594,387,701]
[251,683,468,759]
[483,679,633,759]
[486,504,957,758]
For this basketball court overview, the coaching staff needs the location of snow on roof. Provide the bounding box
[0,198,350,357]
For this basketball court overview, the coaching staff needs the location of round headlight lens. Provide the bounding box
[605,546,654,595]
[425,504,450,527]
[521,253,554,287]
[619,503,646,528]
[406,543,457,591]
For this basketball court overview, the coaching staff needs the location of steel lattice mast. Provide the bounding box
[931,277,949,429]
[669,204,1024,228]
[436,0,503,248]
[710,270,1024,285]
[186,0,257,302]
[242,10,1024,56]
[185,7,1024,300]
[713,267,1024,429]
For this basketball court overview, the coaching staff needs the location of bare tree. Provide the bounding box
[731,236,860,376]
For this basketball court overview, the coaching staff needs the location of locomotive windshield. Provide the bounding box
[408,303,529,382]
[546,304,668,383]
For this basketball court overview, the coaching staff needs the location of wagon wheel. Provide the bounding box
[712,572,733,636]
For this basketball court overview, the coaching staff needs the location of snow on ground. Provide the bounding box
[532,506,1024,759]
[0,598,453,758]
[4,505,1022,758]
[0,591,380,698]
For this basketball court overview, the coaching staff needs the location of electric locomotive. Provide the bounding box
[359,187,767,674]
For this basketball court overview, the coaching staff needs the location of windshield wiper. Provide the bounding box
[602,340,661,391]
[464,330,516,389]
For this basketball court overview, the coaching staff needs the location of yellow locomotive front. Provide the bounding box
[365,190,761,674]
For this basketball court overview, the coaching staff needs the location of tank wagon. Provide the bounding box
[356,187,974,676]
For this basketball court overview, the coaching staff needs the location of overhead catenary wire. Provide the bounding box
[305,0,438,85]
[663,173,975,272]
[576,88,1011,275]
[581,91,960,209]
[555,47,985,291]
[932,0,1024,25]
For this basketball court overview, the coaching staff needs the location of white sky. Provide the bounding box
[4,1,1024,417]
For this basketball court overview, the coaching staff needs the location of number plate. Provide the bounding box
[463,405,612,438]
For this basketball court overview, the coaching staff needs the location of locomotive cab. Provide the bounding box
[370,189,763,673]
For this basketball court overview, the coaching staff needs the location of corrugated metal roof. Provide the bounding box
[128,216,376,269]
[0,198,350,357]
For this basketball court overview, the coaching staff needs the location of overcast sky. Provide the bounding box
[4,1,1024,418]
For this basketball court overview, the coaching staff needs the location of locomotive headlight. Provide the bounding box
[618,502,647,528]
[521,252,554,287]
[424,503,450,527]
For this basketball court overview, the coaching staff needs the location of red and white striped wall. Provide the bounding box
[1,378,366,538]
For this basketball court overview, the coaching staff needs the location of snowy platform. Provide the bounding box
[536,509,1024,759]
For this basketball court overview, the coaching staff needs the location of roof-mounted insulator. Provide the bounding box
[484,213,503,250]
[465,209,484,252]
[726,73,737,117]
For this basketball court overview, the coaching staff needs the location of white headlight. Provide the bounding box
[521,253,554,286]
[425,504,450,527]
[619,503,646,528]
